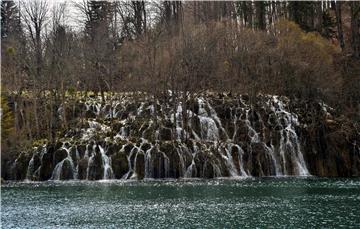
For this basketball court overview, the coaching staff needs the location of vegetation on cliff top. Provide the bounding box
[1,1,359,155]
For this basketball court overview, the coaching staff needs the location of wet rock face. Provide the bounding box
[5,93,360,181]
[60,159,74,180]
[135,153,145,179]
[78,158,88,180]
[54,149,68,165]
[301,118,360,177]
[111,151,128,179]
[13,152,32,180]
[77,145,87,158]
[159,127,172,141]
[39,146,55,181]
[161,143,181,178]
[70,147,78,167]
[87,147,104,180]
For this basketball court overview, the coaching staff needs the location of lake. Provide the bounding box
[2,177,360,228]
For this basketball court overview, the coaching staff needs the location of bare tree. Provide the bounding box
[21,0,49,137]
[335,1,345,50]
[350,1,360,58]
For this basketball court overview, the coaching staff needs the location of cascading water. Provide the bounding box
[11,93,322,181]
[199,116,219,141]
[271,96,309,176]
[230,143,248,177]
[52,144,77,180]
[99,145,114,179]
[144,146,154,179]
[184,144,199,178]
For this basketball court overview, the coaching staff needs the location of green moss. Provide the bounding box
[32,139,48,147]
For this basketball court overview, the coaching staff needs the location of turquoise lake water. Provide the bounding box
[2,177,360,228]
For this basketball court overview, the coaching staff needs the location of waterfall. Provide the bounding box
[199,116,219,141]
[271,96,309,176]
[131,150,141,179]
[231,144,248,177]
[86,145,95,180]
[26,146,46,180]
[185,144,199,178]
[99,145,114,179]
[206,100,229,139]
[279,130,288,175]
[227,143,249,177]
[144,146,154,178]
[177,148,186,177]
[160,151,170,178]
[123,145,140,179]
[15,93,317,182]
[51,145,77,180]
[287,127,309,175]
[25,156,35,180]
[224,144,240,177]
[244,109,260,143]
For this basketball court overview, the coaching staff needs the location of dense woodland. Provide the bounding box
[1,0,360,154]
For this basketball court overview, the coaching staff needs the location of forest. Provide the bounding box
[2,2,360,228]
[1,0,359,156]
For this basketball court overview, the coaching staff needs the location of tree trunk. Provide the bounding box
[350,1,360,58]
[255,1,266,30]
[335,2,345,50]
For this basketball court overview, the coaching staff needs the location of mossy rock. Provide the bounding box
[32,139,48,148]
